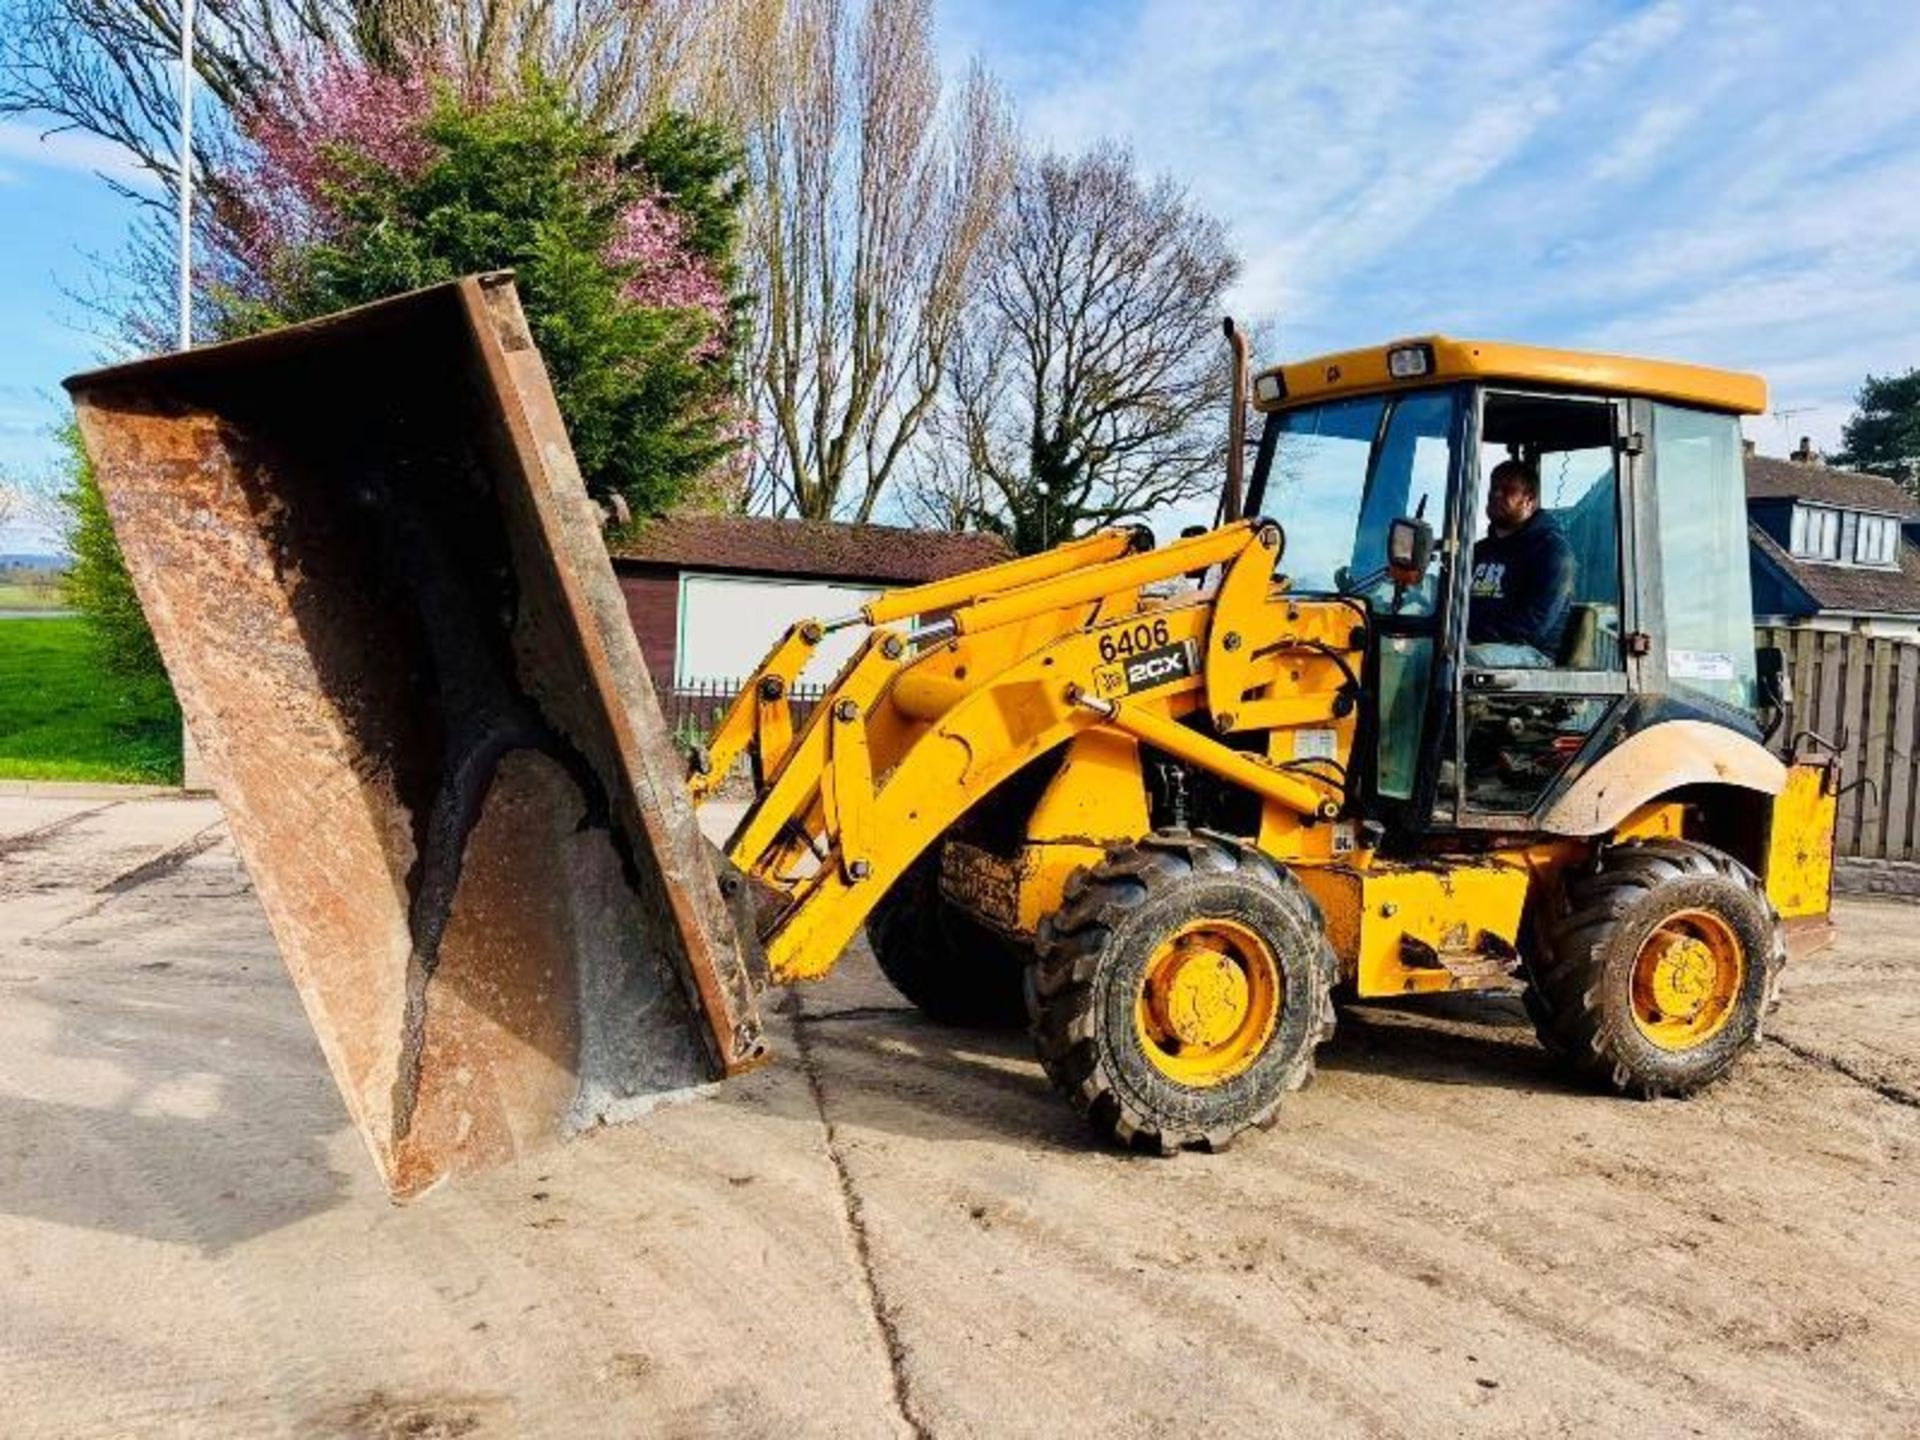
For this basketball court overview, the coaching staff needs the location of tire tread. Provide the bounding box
[1526,839,1784,1098]
[1029,831,1337,1152]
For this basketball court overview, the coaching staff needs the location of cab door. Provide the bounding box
[1634,398,1761,714]
[1438,388,1641,827]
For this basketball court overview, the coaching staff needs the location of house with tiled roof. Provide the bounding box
[608,511,1010,693]
[1746,438,1920,641]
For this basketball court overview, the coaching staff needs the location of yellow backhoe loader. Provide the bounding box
[67,275,1838,1197]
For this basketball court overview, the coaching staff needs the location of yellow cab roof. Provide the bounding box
[1253,335,1767,416]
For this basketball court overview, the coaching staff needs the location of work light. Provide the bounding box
[1387,343,1434,379]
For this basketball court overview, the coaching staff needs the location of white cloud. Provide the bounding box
[1591,100,1699,183]
[0,121,149,182]
[994,2,1696,320]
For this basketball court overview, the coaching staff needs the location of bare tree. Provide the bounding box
[0,0,738,199]
[919,143,1240,553]
[898,402,995,531]
[1,459,72,551]
[6,0,1014,522]
[718,0,1013,521]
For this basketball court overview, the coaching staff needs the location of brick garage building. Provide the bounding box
[609,513,1010,711]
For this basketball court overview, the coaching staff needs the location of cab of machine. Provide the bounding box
[1244,336,1771,841]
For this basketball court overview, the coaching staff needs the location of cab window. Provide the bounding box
[1650,404,1756,710]
[1354,390,1453,618]
[1451,392,1627,818]
[1263,388,1458,617]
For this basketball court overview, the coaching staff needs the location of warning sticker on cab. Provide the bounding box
[1669,649,1737,681]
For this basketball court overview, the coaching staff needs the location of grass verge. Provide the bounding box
[0,582,67,610]
[0,617,182,784]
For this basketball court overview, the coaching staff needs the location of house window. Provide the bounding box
[1789,503,1841,560]
[1788,503,1902,567]
[1856,514,1900,567]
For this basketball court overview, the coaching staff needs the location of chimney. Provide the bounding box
[1791,435,1818,464]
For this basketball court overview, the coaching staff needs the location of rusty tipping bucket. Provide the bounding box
[64,275,766,1199]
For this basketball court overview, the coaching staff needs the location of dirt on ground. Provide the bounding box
[2,793,1916,1438]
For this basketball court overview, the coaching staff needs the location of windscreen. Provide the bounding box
[1257,387,1460,613]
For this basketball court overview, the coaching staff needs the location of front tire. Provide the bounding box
[1527,840,1783,1097]
[867,855,1030,1029]
[1029,833,1336,1153]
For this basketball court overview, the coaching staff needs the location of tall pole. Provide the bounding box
[177,0,194,350]
[175,0,210,793]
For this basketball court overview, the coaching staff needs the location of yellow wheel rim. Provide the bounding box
[1133,918,1281,1087]
[1629,908,1745,1051]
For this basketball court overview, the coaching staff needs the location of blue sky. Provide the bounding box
[4,0,1918,548]
[938,0,1920,446]
[0,121,152,549]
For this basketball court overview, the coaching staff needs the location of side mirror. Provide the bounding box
[1387,516,1434,587]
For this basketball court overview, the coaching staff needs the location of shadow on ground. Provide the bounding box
[724,981,1581,1155]
[0,950,353,1253]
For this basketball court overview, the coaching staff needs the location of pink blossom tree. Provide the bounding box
[200,56,746,515]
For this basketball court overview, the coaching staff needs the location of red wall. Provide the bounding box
[618,566,681,688]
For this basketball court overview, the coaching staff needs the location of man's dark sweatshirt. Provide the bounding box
[1467,511,1575,657]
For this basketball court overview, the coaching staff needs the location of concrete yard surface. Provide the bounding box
[2,793,1917,1437]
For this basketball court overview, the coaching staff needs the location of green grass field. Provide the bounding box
[0,617,182,784]
[0,581,66,610]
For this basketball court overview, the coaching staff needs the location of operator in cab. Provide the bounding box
[1467,458,1574,667]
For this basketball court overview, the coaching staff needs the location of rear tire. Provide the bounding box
[1029,832,1336,1153]
[1526,840,1783,1097]
[867,855,1030,1029]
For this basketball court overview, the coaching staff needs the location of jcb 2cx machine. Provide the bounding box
[69,277,1837,1196]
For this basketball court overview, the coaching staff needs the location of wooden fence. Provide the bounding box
[659,639,1920,860]
[1760,626,1920,862]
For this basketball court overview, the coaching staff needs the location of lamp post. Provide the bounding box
[176,0,211,792]
[177,0,194,350]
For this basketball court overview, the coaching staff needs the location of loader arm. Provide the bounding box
[688,619,822,801]
[718,519,1361,984]
[687,526,1151,809]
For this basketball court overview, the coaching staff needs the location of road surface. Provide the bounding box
[2,794,1915,1437]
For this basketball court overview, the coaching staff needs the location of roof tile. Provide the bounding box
[609,511,1011,585]
[1745,454,1920,517]
[1749,521,1920,616]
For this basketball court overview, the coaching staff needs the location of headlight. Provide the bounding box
[1253,372,1285,404]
